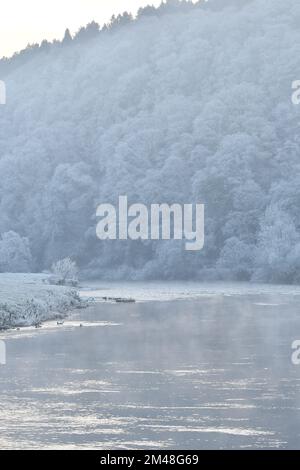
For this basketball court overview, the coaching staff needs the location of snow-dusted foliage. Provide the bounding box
[0,0,300,282]
[51,258,79,285]
[0,231,33,273]
[0,274,81,328]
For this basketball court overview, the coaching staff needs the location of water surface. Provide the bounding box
[0,282,300,449]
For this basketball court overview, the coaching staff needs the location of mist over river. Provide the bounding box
[0,282,300,450]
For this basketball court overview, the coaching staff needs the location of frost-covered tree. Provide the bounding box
[217,237,255,281]
[74,22,100,42]
[51,258,79,285]
[0,232,33,273]
[253,206,300,283]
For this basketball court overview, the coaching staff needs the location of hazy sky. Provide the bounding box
[0,0,162,57]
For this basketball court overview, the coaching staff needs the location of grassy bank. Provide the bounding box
[0,274,82,329]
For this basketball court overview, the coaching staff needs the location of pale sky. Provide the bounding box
[0,0,162,57]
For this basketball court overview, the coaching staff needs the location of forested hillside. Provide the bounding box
[1,0,300,282]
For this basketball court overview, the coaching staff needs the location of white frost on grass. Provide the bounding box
[0,274,81,329]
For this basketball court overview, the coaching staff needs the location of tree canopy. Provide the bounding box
[0,0,299,282]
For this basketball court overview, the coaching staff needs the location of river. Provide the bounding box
[0,282,300,449]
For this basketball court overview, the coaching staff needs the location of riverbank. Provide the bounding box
[0,274,82,329]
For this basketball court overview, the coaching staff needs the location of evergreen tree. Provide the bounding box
[63,28,72,44]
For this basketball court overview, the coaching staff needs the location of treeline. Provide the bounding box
[0,0,250,77]
[1,0,300,283]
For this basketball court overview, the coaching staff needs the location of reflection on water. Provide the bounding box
[0,283,300,449]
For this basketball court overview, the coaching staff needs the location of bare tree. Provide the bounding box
[51,258,78,285]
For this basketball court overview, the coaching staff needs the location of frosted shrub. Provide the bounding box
[51,258,79,286]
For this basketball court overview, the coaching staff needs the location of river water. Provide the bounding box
[0,282,300,449]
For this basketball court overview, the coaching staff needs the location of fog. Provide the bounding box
[1,283,300,449]
[0,0,299,282]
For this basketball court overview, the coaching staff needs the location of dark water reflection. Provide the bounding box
[0,289,300,449]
